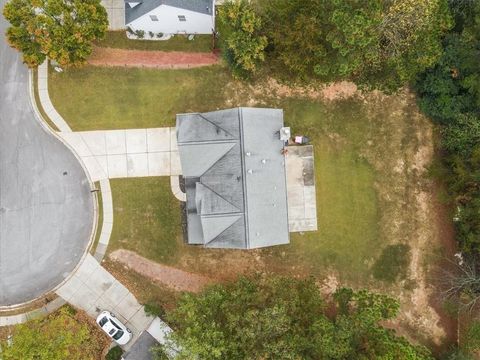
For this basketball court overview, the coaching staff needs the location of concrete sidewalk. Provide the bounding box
[55,254,154,349]
[59,128,181,181]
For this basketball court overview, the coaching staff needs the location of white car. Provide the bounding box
[96,311,132,345]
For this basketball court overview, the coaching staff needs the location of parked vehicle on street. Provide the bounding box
[96,311,132,345]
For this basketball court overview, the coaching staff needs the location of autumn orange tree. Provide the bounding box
[3,0,108,68]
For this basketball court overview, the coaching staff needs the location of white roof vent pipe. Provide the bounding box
[280,127,291,141]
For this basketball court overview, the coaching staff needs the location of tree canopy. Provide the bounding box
[157,276,432,360]
[3,0,108,68]
[0,307,106,360]
[250,0,453,90]
[217,0,267,78]
[415,0,480,255]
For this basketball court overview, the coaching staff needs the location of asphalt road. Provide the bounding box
[0,1,94,306]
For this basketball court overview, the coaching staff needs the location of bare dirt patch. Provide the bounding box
[89,47,219,69]
[321,81,359,101]
[109,249,212,292]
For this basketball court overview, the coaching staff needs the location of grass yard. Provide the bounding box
[50,65,454,348]
[49,66,229,131]
[95,31,213,53]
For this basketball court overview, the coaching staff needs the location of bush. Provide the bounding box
[106,345,123,360]
[217,0,267,79]
[136,30,145,39]
[144,302,165,317]
[149,31,154,38]
[157,32,164,38]
[464,321,480,353]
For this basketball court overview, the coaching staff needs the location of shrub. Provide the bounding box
[217,0,267,78]
[149,31,154,38]
[144,302,165,317]
[136,30,145,39]
[106,345,123,360]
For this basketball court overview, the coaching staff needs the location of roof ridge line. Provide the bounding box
[178,139,237,145]
[197,182,242,213]
[238,108,250,249]
[200,212,243,218]
[203,216,243,247]
[195,142,236,178]
[196,113,238,140]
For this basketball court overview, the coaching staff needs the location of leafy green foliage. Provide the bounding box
[0,307,106,360]
[106,346,123,360]
[144,302,165,317]
[415,1,480,255]
[256,0,452,90]
[3,0,108,68]
[164,276,433,359]
[217,0,267,78]
[415,34,480,123]
[151,345,170,360]
[463,321,480,353]
[372,243,411,282]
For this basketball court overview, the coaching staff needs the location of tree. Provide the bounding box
[217,0,267,79]
[256,0,452,90]
[3,0,108,68]
[159,276,433,359]
[415,1,480,255]
[374,0,453,89]
[0,307,106,360]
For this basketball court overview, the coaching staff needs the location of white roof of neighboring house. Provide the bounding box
[125,0,214,24]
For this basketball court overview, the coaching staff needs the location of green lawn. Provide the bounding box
[49,65,434,287]
[95,31,213,53]
[49,66,229,131]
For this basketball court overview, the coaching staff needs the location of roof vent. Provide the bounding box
[246,151,251,156]
[247,169,253,174]
[261,159,267,164]
[280,127,291,141]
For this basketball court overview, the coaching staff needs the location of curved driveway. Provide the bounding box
[0,1,94,306]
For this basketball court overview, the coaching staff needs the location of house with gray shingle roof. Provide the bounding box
[124,0,215,36]
[176,108,290,249]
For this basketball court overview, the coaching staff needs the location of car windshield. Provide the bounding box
[99,317,108,327]
[112,329,124,340]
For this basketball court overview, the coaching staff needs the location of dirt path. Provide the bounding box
[109,249,212,292]
[88,47,219,69]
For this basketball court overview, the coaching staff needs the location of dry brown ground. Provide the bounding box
[110,249,212,292]
[88,47,219,69]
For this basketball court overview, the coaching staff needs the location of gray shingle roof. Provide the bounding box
[125,0,213,24]
[177,108,290,250]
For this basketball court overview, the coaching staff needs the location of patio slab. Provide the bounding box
[286,145,318,232]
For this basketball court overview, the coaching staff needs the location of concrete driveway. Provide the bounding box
[0,1,94,306]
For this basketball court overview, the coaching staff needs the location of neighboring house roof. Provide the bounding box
[125,0,214,24]
[177,108,290,250]
[122,331,159,360]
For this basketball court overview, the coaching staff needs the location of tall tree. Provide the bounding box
[3,0,108,68]
[156,276,433,360]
